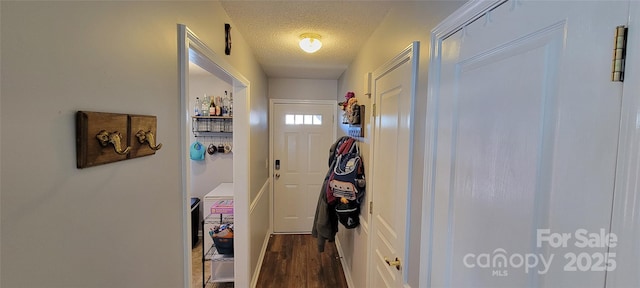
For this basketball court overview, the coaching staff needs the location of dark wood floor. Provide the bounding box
[256,234,348,288]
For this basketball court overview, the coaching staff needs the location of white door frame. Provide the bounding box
[178,24,251,288]
[367,42,420,287]
[268,99,337,232]
[607,1,640,286]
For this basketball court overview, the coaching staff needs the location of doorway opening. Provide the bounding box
[178,25,251,287]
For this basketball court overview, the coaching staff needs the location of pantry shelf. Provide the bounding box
[192,116,233,137]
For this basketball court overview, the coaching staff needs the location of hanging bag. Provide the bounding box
[325,137,366,229]
[335,200,360,229]
[326,138,364,202]
[329,142,361,201]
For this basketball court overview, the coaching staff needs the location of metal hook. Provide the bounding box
[96,130,131,155]
[135,130,162,150]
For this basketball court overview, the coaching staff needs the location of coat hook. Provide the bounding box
[96,130,131,155]
[135,130,162,150]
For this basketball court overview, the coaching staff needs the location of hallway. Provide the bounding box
[193,234,347,287]
[256,234,348,288]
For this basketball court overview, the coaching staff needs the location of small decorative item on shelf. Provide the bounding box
[338,91,365,138]
[339,91,357,124]
[350,104,361,125]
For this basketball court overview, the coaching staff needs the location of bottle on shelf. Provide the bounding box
[229,92,233,117]
[202,95,210,116]
[209,99,216,117]
[222,91,230,117]
[215,96,221,116]
[194,97,201,116]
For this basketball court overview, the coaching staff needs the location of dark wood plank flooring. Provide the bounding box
[256,234,348,288]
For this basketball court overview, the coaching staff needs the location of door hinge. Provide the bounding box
[369,201,373,214]
[612,25,628,82]
[372,104,376,117]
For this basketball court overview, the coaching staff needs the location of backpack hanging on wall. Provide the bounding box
[325,137,365,229]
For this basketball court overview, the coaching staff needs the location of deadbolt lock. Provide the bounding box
[385,257,401,270]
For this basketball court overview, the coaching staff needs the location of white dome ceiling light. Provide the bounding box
[299,33,322,53]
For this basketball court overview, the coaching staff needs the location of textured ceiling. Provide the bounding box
[220,1,394,79]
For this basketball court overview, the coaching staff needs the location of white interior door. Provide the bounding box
[370,43,418,287]
[428,1,627,287]
[273,102,336,233]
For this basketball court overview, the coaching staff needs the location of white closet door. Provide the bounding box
[428,1,627,287]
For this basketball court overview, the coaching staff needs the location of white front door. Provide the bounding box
[370,43,419,287]
[272,102,336,233]
[428,1,627,287]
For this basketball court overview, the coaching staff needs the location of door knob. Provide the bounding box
[275,173,280,179]
[385,257,401,270]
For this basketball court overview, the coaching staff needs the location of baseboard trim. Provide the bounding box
[335,237,355,288]
[272,231,311,235]
[250,230,272,288]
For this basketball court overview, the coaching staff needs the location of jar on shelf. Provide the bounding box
[202,95,210,116]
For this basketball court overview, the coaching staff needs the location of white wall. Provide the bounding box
[269,78,337,100]
[249,179,271,286]
[336,1,465,287]
[0,1,269,287]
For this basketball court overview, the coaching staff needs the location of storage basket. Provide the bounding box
[213,237,234,255]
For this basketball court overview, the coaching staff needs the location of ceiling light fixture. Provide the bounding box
[299,33,322,53]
